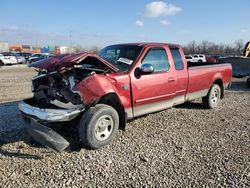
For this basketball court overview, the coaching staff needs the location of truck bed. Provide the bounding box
[186,62,232,101]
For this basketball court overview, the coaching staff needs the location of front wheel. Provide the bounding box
[202,84,221,109]
[79,104,119,149]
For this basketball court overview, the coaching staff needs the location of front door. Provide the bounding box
[130,47,177,117]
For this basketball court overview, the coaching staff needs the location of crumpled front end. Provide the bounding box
[19,54,115,152]
[19,70,87,152]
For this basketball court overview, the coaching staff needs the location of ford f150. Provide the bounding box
[19,43,232,152]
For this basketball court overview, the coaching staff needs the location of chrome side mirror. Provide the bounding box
[140,64,154,74]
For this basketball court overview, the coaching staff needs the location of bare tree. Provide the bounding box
[200,40,210,54]
[182,39,246,56]
[234,39,244,55]
[89,46,101,54]
[183,40,197,54]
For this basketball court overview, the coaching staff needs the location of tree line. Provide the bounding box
[182,39,246,56]
[73,39,247,56]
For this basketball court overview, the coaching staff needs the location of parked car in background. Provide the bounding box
[28,53,51,64]
[16,52,32,62]
[185,55,195,63]
[206,55,217,63]
[15,54,26,64]
[191,54,206,62]
[210,54,225,62]
[0,53,18,65]
[2,52,26,64]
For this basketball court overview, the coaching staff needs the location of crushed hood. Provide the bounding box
[28,52,118,72]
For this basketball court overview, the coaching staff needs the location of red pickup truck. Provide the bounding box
[19,43,232,152]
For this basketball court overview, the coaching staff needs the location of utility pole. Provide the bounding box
[69,30,72,54]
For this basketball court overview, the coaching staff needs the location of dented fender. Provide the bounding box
[75,73,132,109]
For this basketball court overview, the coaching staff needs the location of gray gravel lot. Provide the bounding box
[0,66,249,187]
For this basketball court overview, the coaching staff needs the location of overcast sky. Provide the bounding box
[0,0,249,48]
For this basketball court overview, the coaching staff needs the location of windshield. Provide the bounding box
[97,45,142,72]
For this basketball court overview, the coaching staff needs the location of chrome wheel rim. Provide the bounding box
[211,88,219,104]
[95,115,114,141]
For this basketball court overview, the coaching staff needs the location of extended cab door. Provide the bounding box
[168,46,188,104]
[130,47,177,117]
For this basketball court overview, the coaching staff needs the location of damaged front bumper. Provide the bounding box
[22,117,71,152]
[18,100,84,122]
[19,99,85,152]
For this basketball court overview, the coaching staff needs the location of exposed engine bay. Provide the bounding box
[30,59,109,110]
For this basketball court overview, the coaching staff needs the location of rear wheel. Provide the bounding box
[202,84,221,109]
[247,78,250,88]
[79,104,119,149]
[198,60,203,63]
[0,60,4,66]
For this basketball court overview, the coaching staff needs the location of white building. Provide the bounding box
[0,43,9,52]
[59,46,76,54]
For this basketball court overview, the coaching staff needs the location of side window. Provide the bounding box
[170,48,184,70]
[141,48,170,72]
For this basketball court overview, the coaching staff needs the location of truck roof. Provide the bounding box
[108,43,181,48]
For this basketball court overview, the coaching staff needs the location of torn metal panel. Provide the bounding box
[24,117,70,152]
[50,99,84,110]
[29,52,118,72]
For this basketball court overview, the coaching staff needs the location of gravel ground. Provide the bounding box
[0,66,249,187]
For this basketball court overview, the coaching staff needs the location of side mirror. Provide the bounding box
[140,64,154,74]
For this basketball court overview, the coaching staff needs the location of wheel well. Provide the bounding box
[213,79,224,98]
[98,93,126,130]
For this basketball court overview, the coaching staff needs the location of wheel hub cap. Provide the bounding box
[95,115,114,141]
[211,89,219,104]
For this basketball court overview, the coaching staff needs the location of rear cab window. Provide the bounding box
[141,48,170,73]
[169,47,184,70]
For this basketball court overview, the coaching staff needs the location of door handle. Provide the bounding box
[168,77,175,83]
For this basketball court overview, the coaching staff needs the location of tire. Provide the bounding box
[79,104,119,149]
[247,78,250,88]
[198,60,202,63]
[202,84,221,109]
[0,60,4,66]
